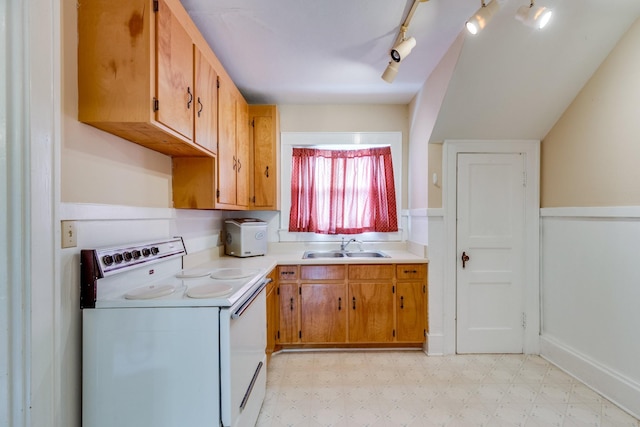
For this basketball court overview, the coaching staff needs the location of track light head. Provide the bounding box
[390,37,417,63]
[381,61,400,83]
[515,2,552,29]
[466,0,499,35]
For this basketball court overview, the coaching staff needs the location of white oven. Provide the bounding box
[80,237,269,427]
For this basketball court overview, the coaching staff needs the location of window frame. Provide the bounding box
[280,132,403,242]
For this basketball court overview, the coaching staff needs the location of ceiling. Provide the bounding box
[180,0,640,110]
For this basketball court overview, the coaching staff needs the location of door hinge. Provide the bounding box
[299,331,302,339]
[424,329,427,337]
[298,287,301,295]
[277,287,279,295]
[216,189,220,198]
[153,0,159,12]
[251,119,255,127]
[392,285,395,293]
[522,312,527,329]
[277,331,280,339]
[153,98,159,112]
[216,77,220,89]
[423,285,426,294]
[392,329,396,337]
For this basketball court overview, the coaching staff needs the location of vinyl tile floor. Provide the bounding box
[256,350,640,427]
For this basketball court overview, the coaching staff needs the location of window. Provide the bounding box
[289,146,398,234]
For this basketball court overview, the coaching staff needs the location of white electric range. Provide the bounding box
[80,237,270,427]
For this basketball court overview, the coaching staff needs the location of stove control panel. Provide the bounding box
[93,237,186,277]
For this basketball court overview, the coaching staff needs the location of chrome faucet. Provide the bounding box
[340,238,362,252]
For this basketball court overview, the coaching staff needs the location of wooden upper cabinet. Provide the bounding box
[194,48,218,154]
[236,97,250,207]
[249,105,280,210]
[217,78,237,206]
[78,0,217,157]
[156,0,193,140]
[216,76,249,209]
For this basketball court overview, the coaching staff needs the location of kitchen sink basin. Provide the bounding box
[302,250,389,259]
[345,251,389,258]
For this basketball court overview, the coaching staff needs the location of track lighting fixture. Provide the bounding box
[381,61,400,83]
[465,0,499,35]
[391,37,417,63]
[381,0,429,83]
[515,0,552,29]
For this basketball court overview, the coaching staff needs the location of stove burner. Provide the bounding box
[124,284,177,300]
[186,283,233,299]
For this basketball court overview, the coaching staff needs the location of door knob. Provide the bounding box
[461,251,470,268]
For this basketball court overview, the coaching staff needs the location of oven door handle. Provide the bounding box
[231,278,270,319]
[240,361,263,411]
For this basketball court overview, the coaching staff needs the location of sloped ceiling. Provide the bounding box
[430,0,640,141]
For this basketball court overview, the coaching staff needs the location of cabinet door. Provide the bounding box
[266,270,278,357]
[252,110,277,209]
[396,281,426,343]
[278,283,299,344]
[156,0,193,140]
[235,96,250,207]
[300,283,347,344]
[348,282,394,343]
[194,48,217,153]
[217,79,237,206]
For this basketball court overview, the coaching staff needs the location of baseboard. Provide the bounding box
[540,335,640,419]
[426,333,444,356]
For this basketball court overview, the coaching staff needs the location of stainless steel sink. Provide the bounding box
[345,250,389,258]
[302,251,345,259]
[302,250,389,259]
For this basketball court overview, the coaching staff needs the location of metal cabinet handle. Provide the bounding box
[290,297,294,311]
[197,97,203,117]
[404,269,418,274]
[352,297,356,310]
[338,297,342,311]
[400,296,404,309]
[461,251,470,268]
[265,166,269,177]
[187,87,193,109]
[233,156,237,171]
[237,158,242,173]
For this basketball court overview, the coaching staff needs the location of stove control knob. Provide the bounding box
[102,255,114,266]
[113,253,124,264]
[150,246,159,255]
[142,248,151,257]
[123,251,133,262]
[131,250,141,259]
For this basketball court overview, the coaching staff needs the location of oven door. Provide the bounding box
[219,279,268,427]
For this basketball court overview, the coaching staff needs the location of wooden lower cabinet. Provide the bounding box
[265,269,278,360]
[278,282,299,344]
[300,283,347,343]
[273,263,428,348]
[348,281,395,343]
[396,281,426,342]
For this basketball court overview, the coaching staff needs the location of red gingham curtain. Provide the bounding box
[288,146,398,234]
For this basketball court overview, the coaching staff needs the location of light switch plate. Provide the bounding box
[61,220,77,248]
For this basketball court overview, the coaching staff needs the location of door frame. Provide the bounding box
[443,140,540,355]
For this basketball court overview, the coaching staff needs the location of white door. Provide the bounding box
[456,153,526,353]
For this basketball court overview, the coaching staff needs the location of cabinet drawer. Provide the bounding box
[348,264,394,280]
[396,264,427,280]
[278,265,299,281]
[301,265,346,281]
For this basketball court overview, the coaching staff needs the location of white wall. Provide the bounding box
[539,19,640,419]
[540,209,640,418]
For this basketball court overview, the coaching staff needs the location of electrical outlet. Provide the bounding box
[61,220,77,248]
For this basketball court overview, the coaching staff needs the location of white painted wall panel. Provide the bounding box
[541,211,640,417]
